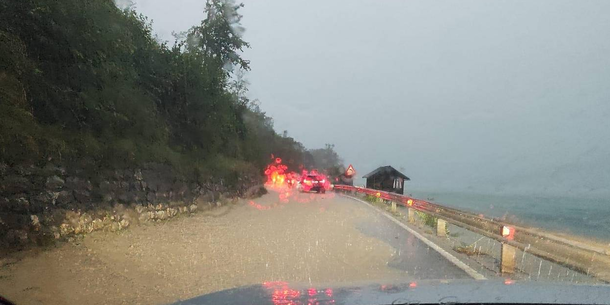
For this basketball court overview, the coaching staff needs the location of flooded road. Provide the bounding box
[0,191,468,305]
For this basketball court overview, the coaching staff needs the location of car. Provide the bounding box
[299,174,328,193]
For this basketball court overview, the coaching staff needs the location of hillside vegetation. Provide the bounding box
[0,0,337,184]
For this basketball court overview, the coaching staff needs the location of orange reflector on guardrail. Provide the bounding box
[502,225,515,240]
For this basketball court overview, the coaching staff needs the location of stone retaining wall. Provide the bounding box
[0,162,262,252]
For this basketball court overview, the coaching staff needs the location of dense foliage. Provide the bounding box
[309,144,344,177]
[0,0,339,183]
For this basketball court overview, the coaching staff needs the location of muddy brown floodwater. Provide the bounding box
[0,192,409,305]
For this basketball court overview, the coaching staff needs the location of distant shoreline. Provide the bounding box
[409,190,610,242]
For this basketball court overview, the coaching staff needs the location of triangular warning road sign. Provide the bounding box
[345,164,356,177]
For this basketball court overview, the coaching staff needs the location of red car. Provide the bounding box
[298,174,328,193]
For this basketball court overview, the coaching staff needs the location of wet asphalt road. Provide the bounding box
[260,190,471,281]
[340,196,470,280]
[0,190,471,305]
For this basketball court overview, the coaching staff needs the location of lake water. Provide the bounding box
[409,190,610,242]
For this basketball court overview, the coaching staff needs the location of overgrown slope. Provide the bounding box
[0,0,315,185]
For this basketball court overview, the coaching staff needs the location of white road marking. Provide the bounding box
[342,194,487,280]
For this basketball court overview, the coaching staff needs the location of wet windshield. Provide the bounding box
[1,0,609,304]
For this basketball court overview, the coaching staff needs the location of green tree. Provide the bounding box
[309,144,343,171]
[0,0,341,189]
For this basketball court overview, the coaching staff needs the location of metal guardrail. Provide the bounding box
[333,185,610,283]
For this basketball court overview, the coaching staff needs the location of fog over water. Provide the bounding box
[130,0,610,198]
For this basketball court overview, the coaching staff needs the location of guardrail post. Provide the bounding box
[407,208,415,223]
[501,243,517,274]
[391,201,397,212]
[436,219,446,237]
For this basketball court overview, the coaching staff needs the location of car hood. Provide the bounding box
[172,279,610,305]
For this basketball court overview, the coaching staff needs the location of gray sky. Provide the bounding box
[131,0,610,197]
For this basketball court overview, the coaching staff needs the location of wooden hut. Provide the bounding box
[363,166,410,194]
